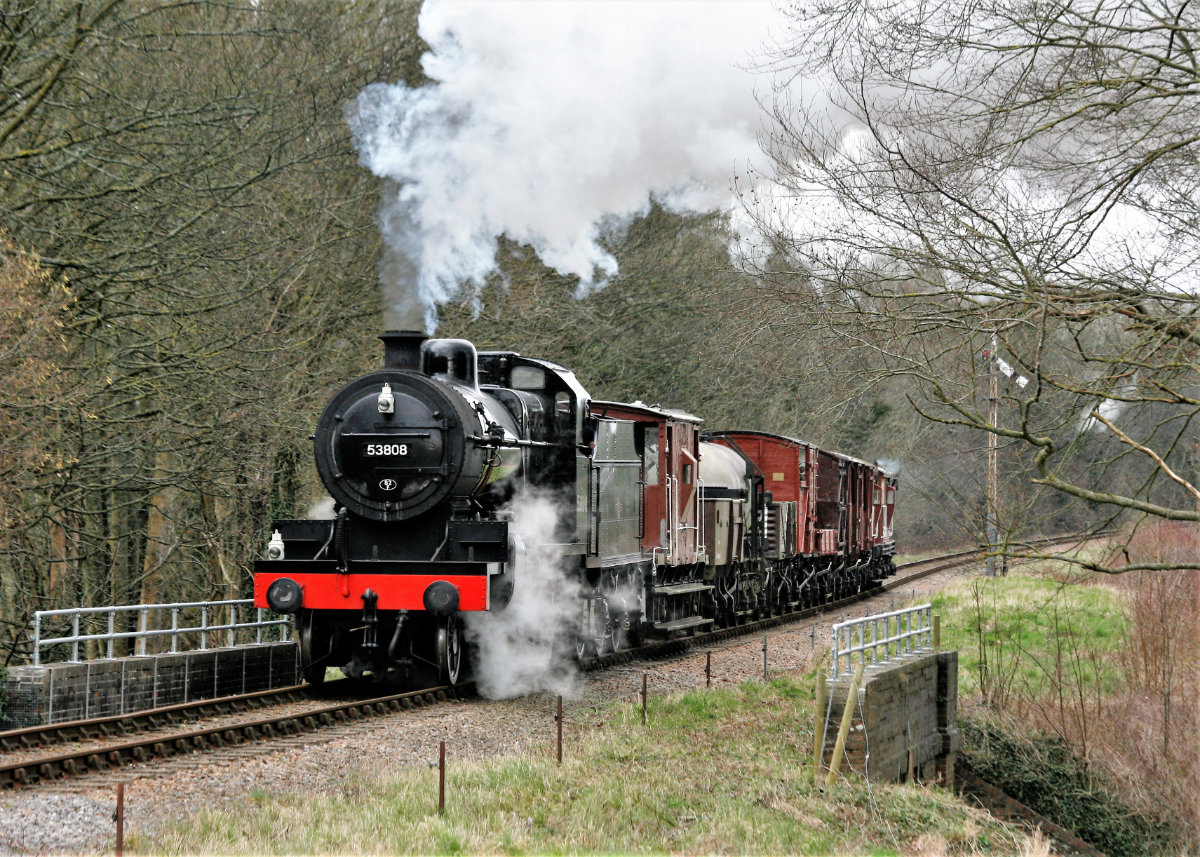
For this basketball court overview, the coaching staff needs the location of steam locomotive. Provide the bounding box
[253,331,897,686]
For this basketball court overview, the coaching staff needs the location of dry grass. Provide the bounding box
[1090,524,1199,848]
[143,676,1038,856]
[942,521,1199,853]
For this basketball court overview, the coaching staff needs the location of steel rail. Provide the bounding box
[1,683,467,788]
[0,684,310,754]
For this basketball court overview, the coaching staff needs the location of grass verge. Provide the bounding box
[920,557,1194,856]
[143,677,1032,855]
[924,573,1126,700]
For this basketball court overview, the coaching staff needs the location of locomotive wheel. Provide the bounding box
[436,614,466,686]
[609,611,626,652]
[299,609,329,686]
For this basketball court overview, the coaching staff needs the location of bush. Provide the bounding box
[959,716,1178,857]
[1103,523,1200,849]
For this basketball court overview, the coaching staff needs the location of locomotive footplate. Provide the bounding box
[254,559,495,613]
[652,615,714,634]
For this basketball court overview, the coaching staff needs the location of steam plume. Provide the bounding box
[346,0,777,330]
[464,491,581,700]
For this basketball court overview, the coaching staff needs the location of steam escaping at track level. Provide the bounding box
[464,492,582,700]
[345,0,777,331]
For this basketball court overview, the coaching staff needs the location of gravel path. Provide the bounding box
[0,563,976,855]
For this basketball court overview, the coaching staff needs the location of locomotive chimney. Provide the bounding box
[379,330,428,371]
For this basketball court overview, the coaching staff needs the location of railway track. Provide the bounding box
[0,684,309,755]
[0,683,466,788]
[0,535,1088,790]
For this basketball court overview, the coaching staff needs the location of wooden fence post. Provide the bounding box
[438,741,446,815]
[115,783,125,857]
[812,672,826,784]
[824,661,866,788]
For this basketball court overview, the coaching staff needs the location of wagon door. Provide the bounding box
[800,444,818,555]
[589,418,642,563]
[669,420,701,565]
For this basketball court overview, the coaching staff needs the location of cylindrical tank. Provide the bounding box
[698,441,752,493]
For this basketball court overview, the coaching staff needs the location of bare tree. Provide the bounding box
[0,1,425,661]
[745,0,1200,572]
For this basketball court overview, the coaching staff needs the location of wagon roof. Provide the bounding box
[590,399,704,425]
[705,429,891,474]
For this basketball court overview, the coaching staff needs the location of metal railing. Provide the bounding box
[831,604,933,677]
[31,599,291,666]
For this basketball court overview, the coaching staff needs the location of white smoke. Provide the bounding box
[306,496,336,519]
[464,491,582,700]
[876,458,902,476]
[1077,374,1140,434]
[346,0,780,330]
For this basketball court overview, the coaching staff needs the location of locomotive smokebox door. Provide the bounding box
[313,370,466,521]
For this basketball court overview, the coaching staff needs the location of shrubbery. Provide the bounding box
[959,716,1177,857]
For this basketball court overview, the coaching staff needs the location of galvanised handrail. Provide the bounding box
[30,600,291,666]
[831,604,933,677]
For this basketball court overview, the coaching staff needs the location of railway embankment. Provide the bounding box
[3,545,1191,855]
[2,642,298,729]
[127,668,1037,855]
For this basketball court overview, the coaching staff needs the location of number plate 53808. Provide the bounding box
[364,443,409,457]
